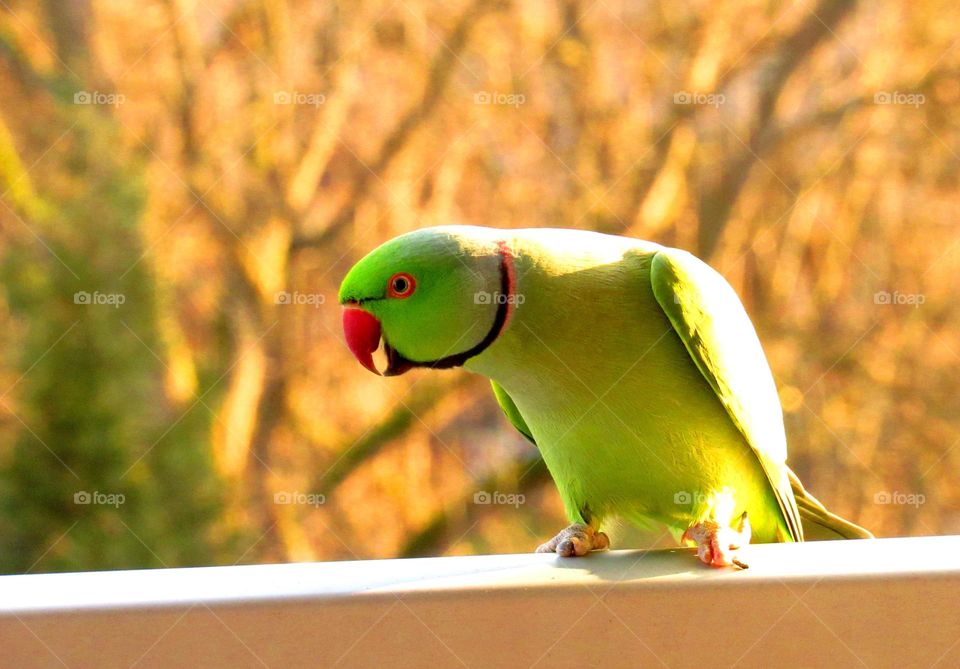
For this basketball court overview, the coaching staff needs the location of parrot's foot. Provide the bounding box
[536,523,610,557]
[682,512,751,569]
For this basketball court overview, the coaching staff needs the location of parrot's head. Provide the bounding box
[338,226,517,376]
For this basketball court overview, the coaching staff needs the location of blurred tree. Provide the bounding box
[0,0,958,571]
[0,14,232,572]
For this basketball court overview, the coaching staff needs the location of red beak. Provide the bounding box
[342,307,382,375]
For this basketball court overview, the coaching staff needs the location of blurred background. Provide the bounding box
[0,0,957,573]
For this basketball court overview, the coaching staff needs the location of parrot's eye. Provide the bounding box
[388,273,416,299]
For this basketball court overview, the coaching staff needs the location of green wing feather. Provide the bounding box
[491,380,536,445]
[650,248,804,542]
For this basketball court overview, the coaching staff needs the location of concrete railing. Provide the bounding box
[1,535,958,668]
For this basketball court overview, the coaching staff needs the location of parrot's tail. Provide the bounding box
[788,468,874,540]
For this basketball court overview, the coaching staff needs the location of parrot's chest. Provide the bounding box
[486,326,750,517]
[466,257,763,520]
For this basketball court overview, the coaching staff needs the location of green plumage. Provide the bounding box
[339,226,872,546]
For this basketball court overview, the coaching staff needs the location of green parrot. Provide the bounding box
[338,226,872,567]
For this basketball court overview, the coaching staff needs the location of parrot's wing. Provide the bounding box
[491,380,537,445]
[650,248,803,542]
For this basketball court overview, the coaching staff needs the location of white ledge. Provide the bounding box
[2,535,958,668]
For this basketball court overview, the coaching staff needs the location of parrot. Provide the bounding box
[338,226,873,567]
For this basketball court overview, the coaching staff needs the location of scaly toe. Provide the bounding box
[535,534,558,553]
[556,539,577,557]
[538,523,609,557]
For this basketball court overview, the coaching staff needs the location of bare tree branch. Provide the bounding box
[697,0,858,258]
[311,376,473,496]
[290,0,503,252]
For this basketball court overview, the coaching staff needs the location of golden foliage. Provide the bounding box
[0,0,958,567]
